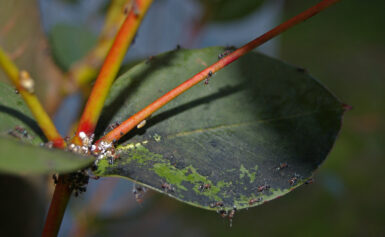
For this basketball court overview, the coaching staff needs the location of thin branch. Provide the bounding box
[73,0,154,144]
[46,0,135,115]
[0,47,65,148]
[70,0,132,89]
[42,175,72,237]
[42,2,154,236]
[98,0,342,144]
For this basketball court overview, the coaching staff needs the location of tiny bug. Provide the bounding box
[228,208,235,219]
[133,185,147,204]
[276,162,288,171]
[257,184,270,192]
[248,197,262,205]
[107,121,120,131]
[289,176,298,186]
[199,183,211,191]
[210,201,224,208]
[52,174,58,184]
[204,71,213,85]
[305,178,314,184]
[218,210,228,218]
[161,182,175,192]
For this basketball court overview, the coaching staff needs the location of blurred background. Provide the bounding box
[0,0,384,236]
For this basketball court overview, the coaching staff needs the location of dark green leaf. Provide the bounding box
[199,0,265,22]
[0,137,94,175]
[0,81,95,174]
[0,81,44,145]
[95,47,345,211]
[49,23,97,71]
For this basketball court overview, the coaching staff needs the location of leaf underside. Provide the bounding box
[0,81,95,175]
[95,47,345,211]
[0,137,94,175]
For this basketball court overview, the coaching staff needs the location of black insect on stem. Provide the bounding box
[107,121,120,132]
[204,71,213,85]
[218,46,236,59]
[52,174,58,185]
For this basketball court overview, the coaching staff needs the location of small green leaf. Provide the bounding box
[0,137,94,175]
[49,23,97,71]
[95,47,345,211]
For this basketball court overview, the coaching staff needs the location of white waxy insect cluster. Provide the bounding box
[66,132,120,166]
[94,140,118,165]
[67,132,95,156]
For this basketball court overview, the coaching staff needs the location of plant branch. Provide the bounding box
[98,0,341,144]
[46,0,132,115]
[64,0,131,93]
[45,0,140,116]
[42,2,153,236]
[0,47,65,148]
[42,175,72,237]
[69,0,132,89]
[73,0,154,144]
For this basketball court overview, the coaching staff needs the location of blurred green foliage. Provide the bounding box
[199,0,264,22]
[49,24,97,71]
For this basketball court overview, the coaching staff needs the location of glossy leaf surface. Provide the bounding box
[95,47,345,211]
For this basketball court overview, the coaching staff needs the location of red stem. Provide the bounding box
[42,175,72,237]
[42,2,154,236]
[74,0,154,144]
[98,0,341,144]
